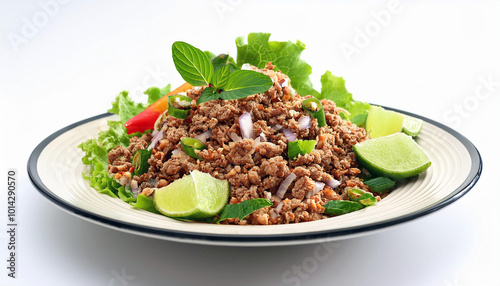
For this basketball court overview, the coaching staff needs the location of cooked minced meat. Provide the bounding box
[108,62,380,225]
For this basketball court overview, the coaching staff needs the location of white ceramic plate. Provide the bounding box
[28,108,481,246]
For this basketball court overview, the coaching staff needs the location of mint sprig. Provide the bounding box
[171,41,273,105]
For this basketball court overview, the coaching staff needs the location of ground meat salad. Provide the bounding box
[107,62,380,225]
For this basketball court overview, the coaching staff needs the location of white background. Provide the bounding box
[1,0,499,285]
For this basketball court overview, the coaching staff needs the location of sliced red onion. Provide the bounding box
[259,132,267,142]
[280,78,289,88]
[325,179,341,189]
[172,148,188,161]
[230,132,242,142]
[130,180,139,198]
[203,130,212,139]
[311,181,325,198]
[254,137,261,147]
[178,150,189,163]
[272,124,282,131]
[283,128,297,142]
[148,129,164,150]
[270,210,278,220]
[298,116,311,130]
[171,149,181,157]
[194,133,207,144]
[275,201,284,213]
[239,112,254,139]
[276,173,297,199]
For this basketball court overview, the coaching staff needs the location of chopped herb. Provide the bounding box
[364,177,396,193]
[217,198,273,223]
[323,200,365,215]
[288,139,316,160]
[210,53,238,73]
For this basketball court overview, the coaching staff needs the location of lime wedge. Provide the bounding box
[153,170,230,219]
[353,133,431,180]
[402,116,423,137]
[365,106,405,138]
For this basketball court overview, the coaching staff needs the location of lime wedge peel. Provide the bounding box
[402,116,423,137]
[153,170,230,219]
[353,132,431,180]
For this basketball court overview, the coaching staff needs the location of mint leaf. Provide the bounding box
[217,198,272,223]
[363,177,395,193]
[204,50,216,60]
[196,87,218,105]
[236,33,318,97]
[219,70,273,100]
[211,53,229,69]
[323,200,365,215]
[209,53,239,73]
[172,41,214,86]
[212,65,230,89]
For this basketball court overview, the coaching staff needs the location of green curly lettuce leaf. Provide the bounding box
[108,84,171,124]
[236,33,319,97]
[79,86,169,212]
[235,33,371,126]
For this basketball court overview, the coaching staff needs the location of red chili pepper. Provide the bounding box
[124,83,193,134]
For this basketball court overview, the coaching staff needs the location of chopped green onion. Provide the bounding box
[168,94,192,119]
[302,97,326,127]
[364,177,396,193]
[347,188,377,206]
[132,149,153,176]
[288,139,316,160]
[180,137,207,159]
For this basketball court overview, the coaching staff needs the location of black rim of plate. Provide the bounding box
[27,108,482,245]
